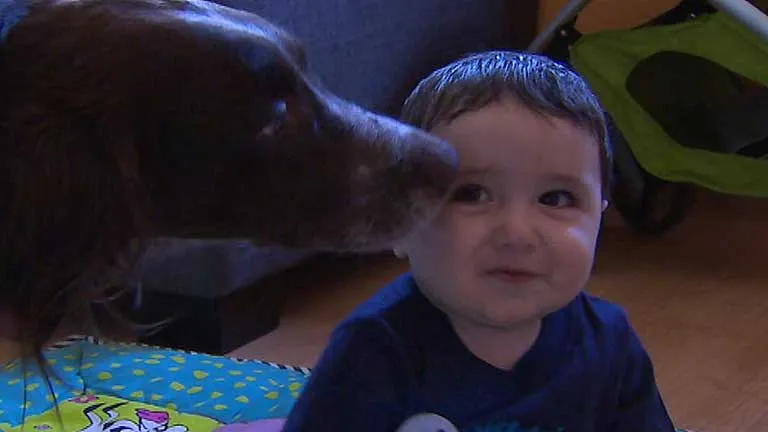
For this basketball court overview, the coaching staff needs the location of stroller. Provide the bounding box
[530,0,768,235]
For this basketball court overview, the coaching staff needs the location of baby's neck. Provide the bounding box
[449,316,542,371]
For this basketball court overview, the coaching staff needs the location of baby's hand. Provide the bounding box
[396,413,460,432]
[214,419,286,432]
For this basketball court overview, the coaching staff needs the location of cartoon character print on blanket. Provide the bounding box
[77,400,189,432]
[0,393,219,432]
[0,337,310,431]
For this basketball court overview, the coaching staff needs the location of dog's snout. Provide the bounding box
[398,126,459,198]
[360,112,458,190]
[296,92,460,250]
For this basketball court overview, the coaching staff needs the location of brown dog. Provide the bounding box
[0,0,457,352]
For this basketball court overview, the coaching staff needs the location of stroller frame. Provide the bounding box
[529,0,768,53]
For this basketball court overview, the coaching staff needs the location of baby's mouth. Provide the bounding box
[485,267,540,284]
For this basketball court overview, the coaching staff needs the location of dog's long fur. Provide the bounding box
[0,0,457,354]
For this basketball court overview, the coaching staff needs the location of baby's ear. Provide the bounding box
[392,247,407,259]
[392,239,410,259]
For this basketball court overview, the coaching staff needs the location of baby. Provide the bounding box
[282,51,676,432]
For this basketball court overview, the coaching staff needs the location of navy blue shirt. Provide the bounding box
[284,273,675,432]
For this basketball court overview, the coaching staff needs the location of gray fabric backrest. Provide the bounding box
[217,0,534,115]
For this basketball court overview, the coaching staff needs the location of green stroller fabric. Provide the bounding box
[570,12,768,197]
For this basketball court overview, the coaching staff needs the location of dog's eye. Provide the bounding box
[258,91,316,139]
[258,100,289,138]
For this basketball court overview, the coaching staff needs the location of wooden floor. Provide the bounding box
[232,191,768,432]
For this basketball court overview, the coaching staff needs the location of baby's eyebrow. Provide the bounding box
[547,173,581,183]
[458,166,496,176]
[545,173,594,189]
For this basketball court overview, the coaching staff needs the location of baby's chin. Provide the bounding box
[469,310,546,332]
[447,295,562,333]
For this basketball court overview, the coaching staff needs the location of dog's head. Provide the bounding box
[0,0,459,347]
[1,0,458,253]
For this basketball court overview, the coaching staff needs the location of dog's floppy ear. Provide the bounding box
[0,105,151,349]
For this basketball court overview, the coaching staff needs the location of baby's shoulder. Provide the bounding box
[577,293,631,325]
[342,273,437,325]
[331,273,446,356]
[565,292,634,344]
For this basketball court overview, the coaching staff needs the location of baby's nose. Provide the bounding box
[493,206,538,251]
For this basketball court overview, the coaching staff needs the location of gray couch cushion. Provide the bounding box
[218,0,527,115]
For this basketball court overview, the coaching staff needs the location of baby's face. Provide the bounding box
[398,99,606,330]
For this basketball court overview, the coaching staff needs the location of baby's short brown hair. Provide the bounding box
[401,51,612,197]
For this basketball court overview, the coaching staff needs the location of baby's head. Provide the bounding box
[396,51,610,330]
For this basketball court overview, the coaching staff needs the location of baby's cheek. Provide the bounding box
[554,226,598,279]
[407,221,467,265]
[566,218,601,251]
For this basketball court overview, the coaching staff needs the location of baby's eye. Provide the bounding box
[451,183,492,204]
[539,190,576,208]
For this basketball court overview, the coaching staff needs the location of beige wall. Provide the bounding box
[538,0,681,33]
